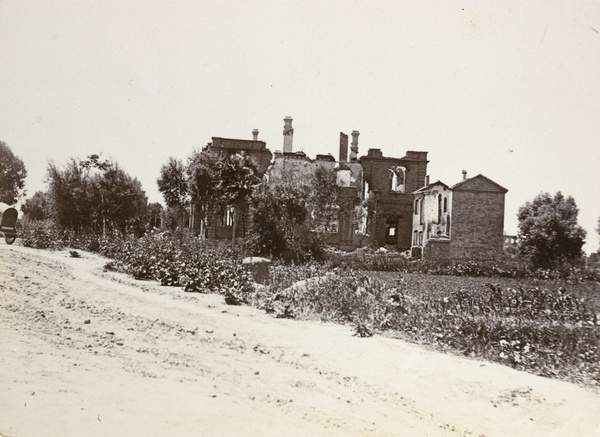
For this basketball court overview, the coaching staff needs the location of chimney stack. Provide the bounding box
[252,129,259,141]
[350,130,359,161]
[339,132,348,163]
[283,116,293,153]
[462,170,467,181]
[425,175,430,186]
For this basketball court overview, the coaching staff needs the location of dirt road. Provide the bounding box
[1,243,599,437]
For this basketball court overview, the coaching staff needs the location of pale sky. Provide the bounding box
[1,0,599,253]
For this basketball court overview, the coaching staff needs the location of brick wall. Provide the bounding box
[450,190,505,259]
[360,149,428,250]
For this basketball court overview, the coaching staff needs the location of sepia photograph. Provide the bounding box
[1,1,599,435]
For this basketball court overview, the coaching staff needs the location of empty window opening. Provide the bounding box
[224,205,234,227]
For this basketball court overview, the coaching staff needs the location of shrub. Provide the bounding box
[20,219,64,250]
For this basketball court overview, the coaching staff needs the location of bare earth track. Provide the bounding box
[1,243,599,436]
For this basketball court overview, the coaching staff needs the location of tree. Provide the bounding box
[0,141,27,204]
[47,158,91,230]
[187,151,220,236]
[517,191,586,269]
[215,153,261,244]
[147,202,163,229]
[187,151,261,241]
[21,191,50,221]
[46,155,148,234]
[249,177,311,259]
[93,162,148,235]
[157,157,189,227]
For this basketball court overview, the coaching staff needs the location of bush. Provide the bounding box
[20,219,64,250]
[25,225,255,300]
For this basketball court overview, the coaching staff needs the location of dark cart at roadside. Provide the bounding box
[0,202,18,245]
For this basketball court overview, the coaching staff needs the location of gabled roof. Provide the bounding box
[451,174,508,193]
[412,181,450,194]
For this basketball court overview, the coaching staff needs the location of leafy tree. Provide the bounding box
[249,177,310,259]
[46,155,147,234]
[187,151,260,241]
[21,191,50,221]
[157,157,189,227]
[147,202,163,229]
[93,162,148,235]
[517,192,586,269]
[215,153,261,243]
[187,151,220,236]
[47,158,91,230]
[0,141,27,204]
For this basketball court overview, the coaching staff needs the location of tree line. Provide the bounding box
[1,139,598,269]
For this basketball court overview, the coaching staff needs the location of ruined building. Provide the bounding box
[198,116,507,258]
[199,133,272,240]
[359,148,428,250]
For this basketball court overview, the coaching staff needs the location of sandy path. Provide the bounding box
[0,242,599,437]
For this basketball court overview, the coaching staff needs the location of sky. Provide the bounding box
[1,0,599,253]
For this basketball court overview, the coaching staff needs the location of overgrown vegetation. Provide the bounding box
[22,223,252,296]
[19,222,600,390]
[324,247,600,282]
[251,265,600,388]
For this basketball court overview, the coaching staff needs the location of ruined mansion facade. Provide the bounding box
[200,117,507,260]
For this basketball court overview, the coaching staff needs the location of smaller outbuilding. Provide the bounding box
[411,172,508,261]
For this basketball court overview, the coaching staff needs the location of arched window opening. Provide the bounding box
[390,167,406,193]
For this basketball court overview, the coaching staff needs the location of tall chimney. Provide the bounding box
[462,170,467,181]
[350,130,359,161]
[252,129,259,141]
[283,116,293,153]
[339,132,348,163]
[425,175,430,186]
